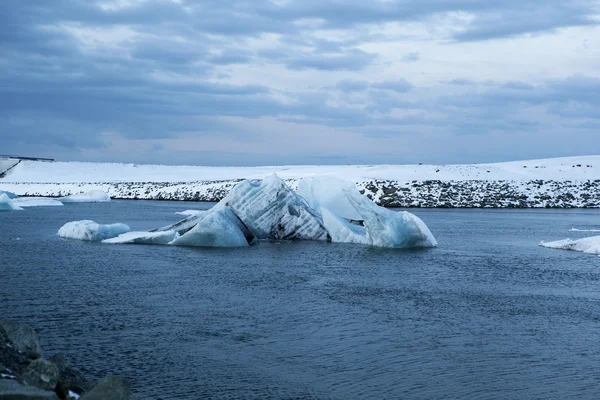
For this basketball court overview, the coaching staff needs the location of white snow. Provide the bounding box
[2,156,599,183]
[222,174,329,241]
[11,197,63,207]
[2,156,599,209]
[0,193,23,211]
[58,220,131,241]
[103,230,178,245]
[170,206,250,247]
[60,190,110,203]
[540,236,600,255]
[175,210,206,216]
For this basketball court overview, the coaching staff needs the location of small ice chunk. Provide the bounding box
[11,197,63,207]
[540,236,600,255]
[297,176,363,221]
[223,174,329,241]
[0,193,23,211]
[103,230,178,245]
[0,190,18,199]
[58,220,131,241]
[60,190,111,203]
[169,206,250,247]
[68,390,81,400]
[175,210,206,216]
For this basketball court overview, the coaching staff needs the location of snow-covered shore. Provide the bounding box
[1,156,600,208]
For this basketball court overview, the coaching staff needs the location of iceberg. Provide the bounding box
[60,190,111,203]
[298,175,436,248]
[58,220,131,241]
[222,174,329,241]
[11,197,63,207]
[58,174,437,250]
[0,190,18,199]
[0,193,23,211]
[170,206,250,247]
[103,230,178,245]
[540,236,600,255]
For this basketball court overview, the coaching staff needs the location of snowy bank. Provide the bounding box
[2,156,600,208]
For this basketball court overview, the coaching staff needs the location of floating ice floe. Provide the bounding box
[175,210,205,216]
[58,220,131,241]
[60,189,111,203]
[105,204,254,247]
[11,197,63,207]
[540,236,600,255]
[59,174,437,249]
[0,193,23,211]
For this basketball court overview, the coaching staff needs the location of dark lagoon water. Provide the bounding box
[2,201,600,399]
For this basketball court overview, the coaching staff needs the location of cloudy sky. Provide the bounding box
[2,0,599,165]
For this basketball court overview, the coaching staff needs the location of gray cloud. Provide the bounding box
[1,0,599,164]
[402,52,420,62]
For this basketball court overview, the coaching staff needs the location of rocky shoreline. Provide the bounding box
[0,320,134,400]
[3,178,600,208]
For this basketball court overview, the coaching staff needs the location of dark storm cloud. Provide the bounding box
[1,0,599,163]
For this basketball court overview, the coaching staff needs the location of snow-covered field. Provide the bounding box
[1,156,600,208]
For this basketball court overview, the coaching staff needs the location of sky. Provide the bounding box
[1,0,599,166]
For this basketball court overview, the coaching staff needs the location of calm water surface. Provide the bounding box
[1,201,600,399]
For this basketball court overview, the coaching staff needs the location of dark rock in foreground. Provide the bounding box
[81,376,131,400]
[1,320,134,400]
[0,379,59,400]
[21,360,59,392]
[0,320,41,360]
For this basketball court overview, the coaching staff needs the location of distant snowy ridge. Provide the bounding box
[1,156,600,208]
